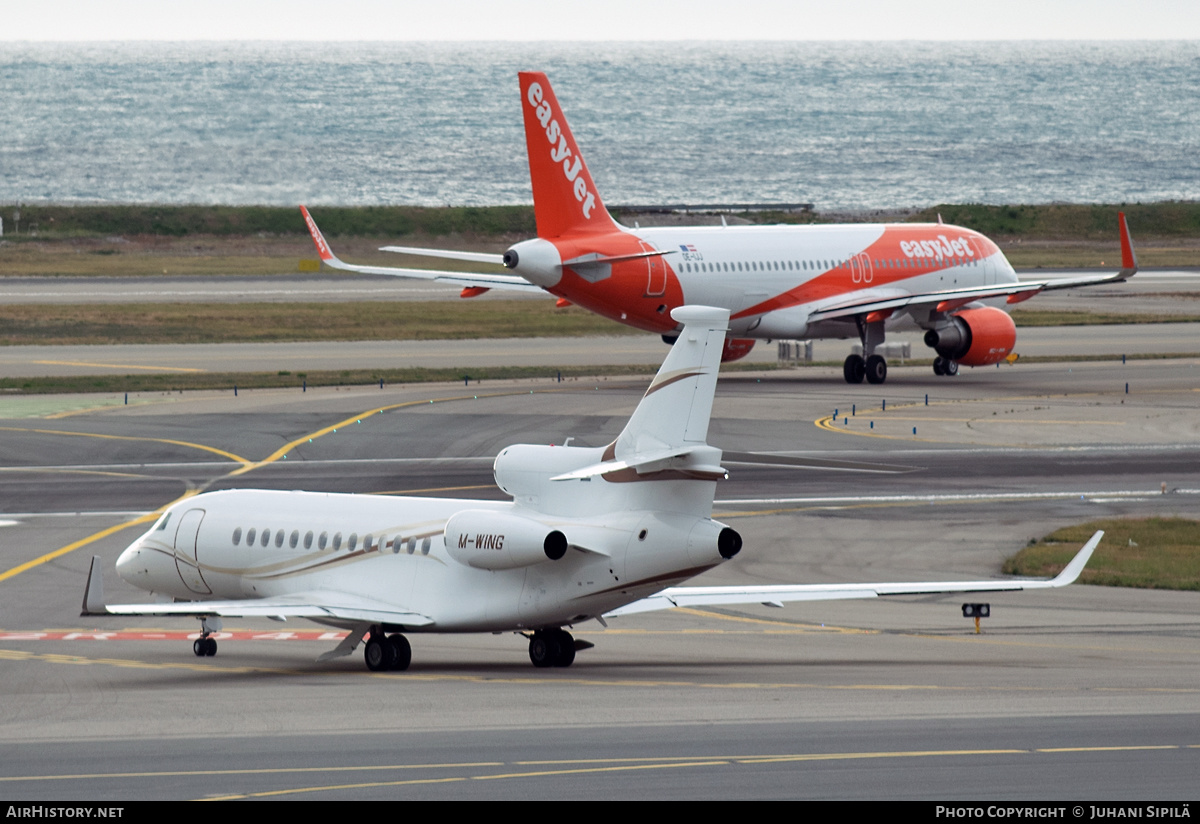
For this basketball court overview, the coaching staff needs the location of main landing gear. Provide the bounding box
[843,354,888,385]
[844,317,890,385]
[528,628,576,668]
[364,630,412,672]
[193,636,217,657]
[192,616,221,657]
[932,356,959,377]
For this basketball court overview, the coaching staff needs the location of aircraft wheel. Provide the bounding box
[933,356,946,376]
[843,354,865,384]
[204,637,218,656]
[529,632,561,668]
[364,636,396,672]
[944,359,959,376]
[552,629,576,667]
[387,634,411,672]
[865,354,887,385]
[193,638,206,657]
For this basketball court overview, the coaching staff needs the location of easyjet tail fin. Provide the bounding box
[1118,211,1138,278]
[519,72,620,239]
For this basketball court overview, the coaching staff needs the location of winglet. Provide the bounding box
[1117,213,1138,278]
[81,555,108,616]
[299,205,337,264]
[1048,530,1102,587]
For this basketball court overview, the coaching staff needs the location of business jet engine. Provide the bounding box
[923,306,1016,366]
[444,509,568,571]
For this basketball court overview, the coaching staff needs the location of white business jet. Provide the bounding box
[83,306,1099,671]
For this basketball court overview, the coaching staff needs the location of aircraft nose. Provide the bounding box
[115,541,147,585]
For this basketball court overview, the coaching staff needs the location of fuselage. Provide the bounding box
[116,481,729,634]
[508,221,1017,340]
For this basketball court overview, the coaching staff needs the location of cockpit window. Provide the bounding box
[155,513,172,531]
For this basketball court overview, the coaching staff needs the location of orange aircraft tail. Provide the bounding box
[519,71,620,239]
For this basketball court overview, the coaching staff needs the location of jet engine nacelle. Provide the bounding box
[444,509,568,571]
[923,306,1016,366]
[722,338,756,363]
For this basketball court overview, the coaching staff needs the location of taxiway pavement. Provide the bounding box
[1,357,1198,799]
[2,323,1199,380]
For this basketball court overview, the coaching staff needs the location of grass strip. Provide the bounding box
[0,300,637,345]
[0,204,538,239]
[6,202,1200,240]
[0,361,789,395]
[3,353,1193,395]
[1009,310,1200,326]
[1004,518,1200,591]
[3,302,1197,348]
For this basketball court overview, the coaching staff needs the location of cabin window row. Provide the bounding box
[229,527,432,555]
[679,257,977,274]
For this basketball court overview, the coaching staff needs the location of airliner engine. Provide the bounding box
[722,338,756,363]
[924,306,1016,366]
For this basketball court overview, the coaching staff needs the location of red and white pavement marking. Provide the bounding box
[0,631,350,641]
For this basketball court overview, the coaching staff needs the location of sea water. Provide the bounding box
[2,41,1197,210]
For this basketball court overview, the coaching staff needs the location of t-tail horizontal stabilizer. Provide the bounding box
[552,306,731,483]
[617,305,728,456]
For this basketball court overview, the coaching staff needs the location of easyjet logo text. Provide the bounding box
[900,235,975,261]
[526,82,597,221]
[303,211,330,258]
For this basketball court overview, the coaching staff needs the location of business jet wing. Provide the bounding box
[300,206,544,294]
[605,531,1100,617]
[82,557,433,625]
[807,214,1138,324]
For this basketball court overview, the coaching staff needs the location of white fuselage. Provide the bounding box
[116,480,728,634]
[508,221,1018,340]
[644,223,1017,337]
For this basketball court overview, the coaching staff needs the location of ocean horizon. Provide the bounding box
[2,41,1198,211]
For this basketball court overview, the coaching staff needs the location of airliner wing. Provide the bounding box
[82,558,433,625]
[808,213,1138,323]
[300,206,544,294]
[605,531,1099,617]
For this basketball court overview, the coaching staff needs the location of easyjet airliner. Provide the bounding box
[302,72,1138,385]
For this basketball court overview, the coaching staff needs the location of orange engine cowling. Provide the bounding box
[722,338,756,363]
[923,307,1016,366]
